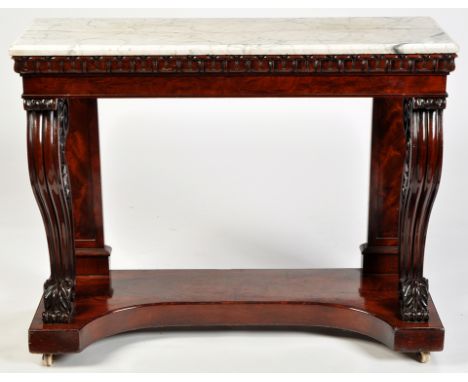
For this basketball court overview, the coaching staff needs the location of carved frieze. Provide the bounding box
[13,54,456,74]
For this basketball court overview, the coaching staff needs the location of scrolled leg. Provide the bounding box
[399,97,444,322]
[25,98,76,323]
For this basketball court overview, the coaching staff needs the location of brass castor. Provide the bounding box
[42,353,54,367]
[419,352,430,363]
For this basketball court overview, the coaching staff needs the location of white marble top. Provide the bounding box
[9,17,458,57]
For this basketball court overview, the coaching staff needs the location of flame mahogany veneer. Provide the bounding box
[14,52,455,359]
[29,269,444,354]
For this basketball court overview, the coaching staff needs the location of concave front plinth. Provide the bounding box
[29,269,444,354]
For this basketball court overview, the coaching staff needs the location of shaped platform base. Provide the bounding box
[29,269,444,355]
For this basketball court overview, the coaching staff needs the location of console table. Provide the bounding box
[10,17,458,366]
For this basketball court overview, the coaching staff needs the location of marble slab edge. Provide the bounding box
[9,17,459,58]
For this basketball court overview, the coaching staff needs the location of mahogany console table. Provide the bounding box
[10,18,458,366]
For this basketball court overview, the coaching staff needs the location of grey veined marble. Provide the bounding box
[9,17,459,56]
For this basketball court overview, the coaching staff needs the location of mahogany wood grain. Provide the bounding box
[21,74,447,98]
[362,98,405,274]
[28,269,444,354]
[398,98,444,321]
[26,98,76,323]
[66,99,110,276]
[16,52,455,359]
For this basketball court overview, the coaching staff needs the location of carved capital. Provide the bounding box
[43,277,75,323]
[23,98,58,111]
[400,278,429,322]
[411,97,446,111]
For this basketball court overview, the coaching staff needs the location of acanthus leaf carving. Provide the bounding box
[400,278,429,322]
[42,277,75,323]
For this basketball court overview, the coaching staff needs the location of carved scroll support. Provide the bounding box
[399,97,445,322]
[25,98,76,323]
